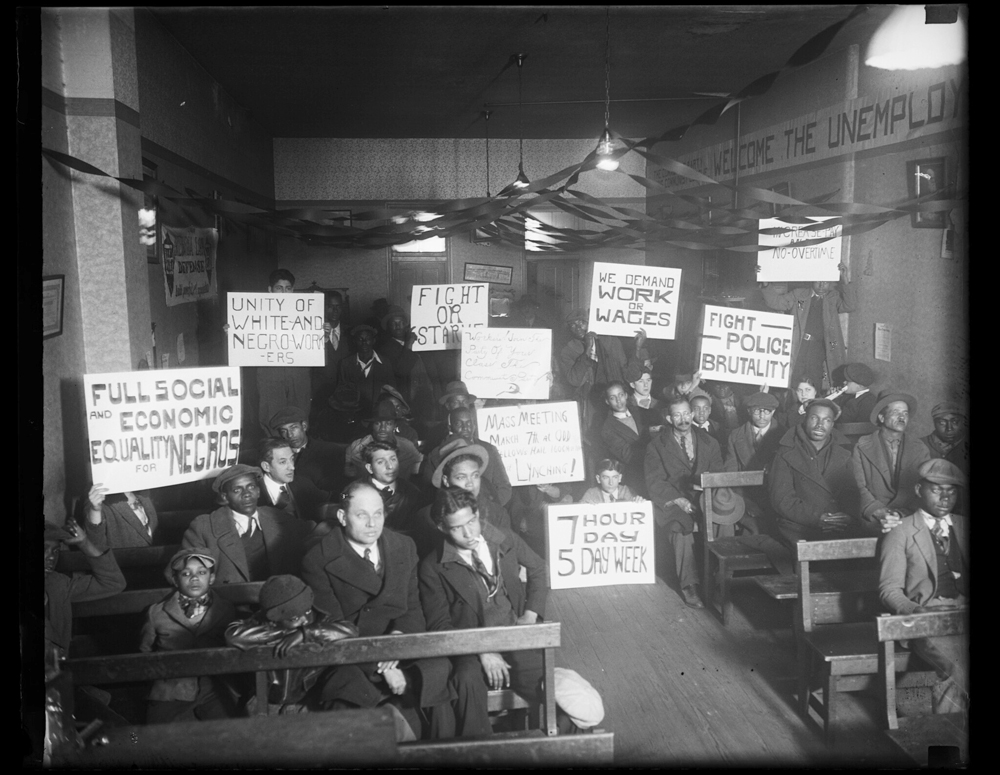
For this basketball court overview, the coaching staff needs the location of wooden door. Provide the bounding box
[527,259,580,328]
[390,259,448,308]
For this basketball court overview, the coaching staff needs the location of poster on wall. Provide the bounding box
[409,283,489,351]
[461,328,552,400]
[546,500,655,590]
[477,401,585,485]
[697,304,794,388]
[84,366,242,493]
[756,217,842,283]
[587,263,681,340]
[161,225,218,306]
[226,292,325,367]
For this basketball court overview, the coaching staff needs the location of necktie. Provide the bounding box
[275,485,291,510]
[129,499,152,538]
[472,550,498,597]
[887,439,900,470]
[681,433,694,462]
[932,518,950,554]
[363,548,377,571]
[244,519,255,538]
[330,329,339,349]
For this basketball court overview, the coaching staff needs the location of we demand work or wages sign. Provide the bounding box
[478,401,585,486]
[756,217,843,283]
[587,263,682,340]
[546,501,655,590]
[227,293,325,367]
[698,305,794,388]
[461,327,552,400]
[84,367,242,493]
[410,283,489,352]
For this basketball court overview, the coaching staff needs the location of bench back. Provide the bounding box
[795,538,880,631]
[72,582,265,618]
[699,470,765,540]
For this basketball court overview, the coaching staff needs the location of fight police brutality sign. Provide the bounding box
[697,305,794,388]
[587,263,681,340]
[84,367,243,493]
[227,292,325,367]
[546,501,656,590]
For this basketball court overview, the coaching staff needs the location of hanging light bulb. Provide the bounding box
[595,7,619,172]
[596,129,619,171]
[866,5,966,70]
[512,54,530,190]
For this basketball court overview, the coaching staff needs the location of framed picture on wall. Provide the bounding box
[907,157,947,228]
[42,275,65,339]
[464,263,512,284]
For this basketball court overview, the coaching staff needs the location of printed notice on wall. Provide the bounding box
[756,217,842,283]
[587,263,681,340]
[161,226,218,306]
[546,501,655,590]
[227,293,325,367]
[84,367,242,493]
[478,401,585,485]
[875,323,892,361]
[461,328,552,400]
[410,283,489,351]
[698,304,794,388]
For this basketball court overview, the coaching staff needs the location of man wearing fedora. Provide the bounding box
[878,459,968,714]
[769,399,859,545]
[378,305,434,418]
[436,405,512,507]
[422,380,478,451]
[852,391,931,534]
[832,363,878,424]
[645,396,727,609]
[271,406,345,496]
[344,398,422,480]
[336,324,397,418]
[724,391,785,534]
[182,464,311,584]
[429,439,513,535]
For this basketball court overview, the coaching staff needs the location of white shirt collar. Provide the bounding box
[754,422,772,437]
[633,393,651,408]
[230,508,261,538]
[347,537,380,567]
[612,410,632,420]
[455,538,494,575]
[370,477,394,493]
[854,387,869,398]
[262,473,286,503]
[917,508,953,530]
[357,351,383,366]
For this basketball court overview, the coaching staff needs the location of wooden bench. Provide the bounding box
[699,470,775,625]
[63,623,614,766]
[754,568,880,602]
[877,609,968,767]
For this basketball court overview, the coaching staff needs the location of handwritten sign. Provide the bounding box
[84,367,242,494]
[478,401,585,485]
[756,217,842,282]
[161,225,218,307]
[546,501,655,590]
[587,263,681,339]
[410,283,489,352]
[227,292,325,367]
[698,305,794,388]
[462,328,552,400]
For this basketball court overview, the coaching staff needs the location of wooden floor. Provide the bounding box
[548,575,918,767]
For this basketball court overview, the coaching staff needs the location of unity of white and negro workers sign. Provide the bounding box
[227,292,325,367]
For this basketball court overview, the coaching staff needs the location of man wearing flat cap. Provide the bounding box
[878,458,968,714]
[336,323,397,417]
[768,398,860,545]
[833,363,878,424]
[378,305,434,419]
[271,405,345,495]
[182,464,311,584]
[852,391,931,534]
[724,391,785,533]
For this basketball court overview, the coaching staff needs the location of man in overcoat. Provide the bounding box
[600,381,651,497]
[724,391,785,533]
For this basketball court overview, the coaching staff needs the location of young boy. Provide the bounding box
[225,574,358,714]
[139,548,237,724]
[579,459,645,504]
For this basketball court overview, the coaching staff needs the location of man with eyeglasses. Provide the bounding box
[724,392,785,535]
[644,396,725,609]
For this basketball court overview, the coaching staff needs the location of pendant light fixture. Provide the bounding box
[513,53,530,189]
[596,7,619,172]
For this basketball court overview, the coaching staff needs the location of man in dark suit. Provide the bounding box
[833,362,878,424]
[310,291,353,426]
[182,465,310,584]
[270,406,346,496]
[724,391,785,534]
[600,381,651,497]
[852,391,931,535]
[82,485,159,549]
[300,481,455,739]
[378,305,434,420]
[257,437,331,523]
[336,324,398,418]
[419,487,549,737]
[356,439,430,554]
[690,394,726,447]
[879,459,968,713]
[644,396,726,609]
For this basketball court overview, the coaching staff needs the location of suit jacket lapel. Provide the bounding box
[438,554,483,613]
[865,435,896,494]
[786,439,834,493]
[111,501,153,544]
[325,533,383,597]
[213,509,250,582]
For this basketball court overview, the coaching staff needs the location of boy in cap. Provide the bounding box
[225,574,358,714]
[878,459,968,713]
[140,548,237,723]
[832,363,877,424]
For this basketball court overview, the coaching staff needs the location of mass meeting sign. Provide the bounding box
[227,292,325,367]
[478,401,585,486]
[587,263,681,339]
[84,367,243,493]
[698,305,794,388]
[756,217,843,283]
[546,500,656,590]
[461,327,552,400]
[410,283,489,352]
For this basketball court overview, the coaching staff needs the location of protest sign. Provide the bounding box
[161,225,218,306]
[756,217,843,282]
[546,501,655,590]
[478,401,585,485]
[84,367,242,493]
[588,263,681,339]
[461,327,552,400]
[410,283,489,352]
[698,304,794,388]
[227,292,325,367]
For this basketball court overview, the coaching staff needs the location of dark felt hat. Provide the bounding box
[380,305,409,331]
[270,406,308,428]
[328,383,361,412]
[350,324,378,338]
[931,401,966,420]
[43,522,73,543]
[843,363,875,387]
[918,458,967,487]
[564,308,588,324]
[431,439,490,488]
[164,546,216,584]
[700,487,746,526]
[378,385,411,417]
[804,398,842,421]
[259,575,314,622]
[439,381,477,406]
[624,361,650,384]
[364,398,400,423]
[870,391,917,425]
[744,392,779,411]
[212,464,261,494]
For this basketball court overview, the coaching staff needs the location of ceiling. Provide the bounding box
[149,5,888,141]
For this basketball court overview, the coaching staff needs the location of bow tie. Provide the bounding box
[178,592,211,619]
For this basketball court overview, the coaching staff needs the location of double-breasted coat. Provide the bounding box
[644,427,725,534]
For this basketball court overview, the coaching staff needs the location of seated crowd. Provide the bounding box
[44,284,968,743]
